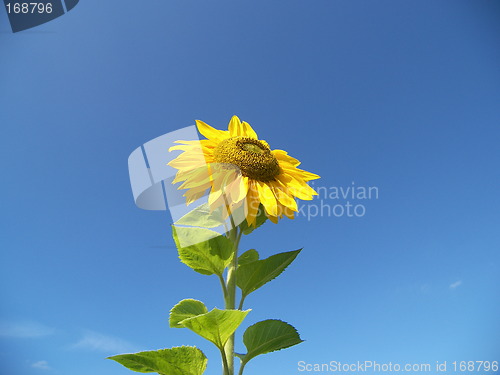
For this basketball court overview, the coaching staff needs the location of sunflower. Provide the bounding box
[168,116,320,226]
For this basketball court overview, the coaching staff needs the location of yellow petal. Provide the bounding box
[208,188,223,206]
[273,149,300,166]
[209,170,239,207]
[183,182,210,195]
[196,120,230,140]
[228,115,243,137]
[270,181,298,212]
[211,168,238,196]
[171,151,206,162]
[199,139,219,149]
[179,170,212,189]
[241,121,258,139]
[290,181,317,200]
[277,174,317,200]
[267,214,279,224]
[168,144,194,152]
[210,169,226,191]
[297,169,320,181]
[245,181,260,226]
[257,181,277,216]
[174,140,199,144]
[229,176,249,204]
[227,116,259,138]
[168,158,206,169]
[184,189,207,205]
[282,205,295,219]
[281,164,320,181]
[172,167,206,184]
[172,140,203,146]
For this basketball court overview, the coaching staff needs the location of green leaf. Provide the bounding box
[172,226,233,276]
[175,202,225,228]
[237,249,301,297]
[238,249,259,266]
[108,346,207,375]
[239,206,267,235]
[240,320,303,365]
[179,308,250,350]
[169,299,208,328]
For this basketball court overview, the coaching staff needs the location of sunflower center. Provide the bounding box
[213,137,281,182]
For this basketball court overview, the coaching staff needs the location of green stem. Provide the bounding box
[223,221,230,237]
[218,274,228,301]
[223,226,240,375]
[220,186,246,375]
[237,361,247,375]
[221,191,243,375]
[237,294,246,311]
[219,348,230,375]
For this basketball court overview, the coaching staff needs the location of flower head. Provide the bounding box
[168,116,320,225]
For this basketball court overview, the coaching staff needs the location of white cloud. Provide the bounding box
[0,321,55,338]
[449,280,463,289]
[71,330,137,353]
[32,360,50,370]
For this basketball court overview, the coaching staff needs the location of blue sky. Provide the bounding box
[1,1,499,374]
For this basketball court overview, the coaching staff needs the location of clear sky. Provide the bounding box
[1,1,499,375]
